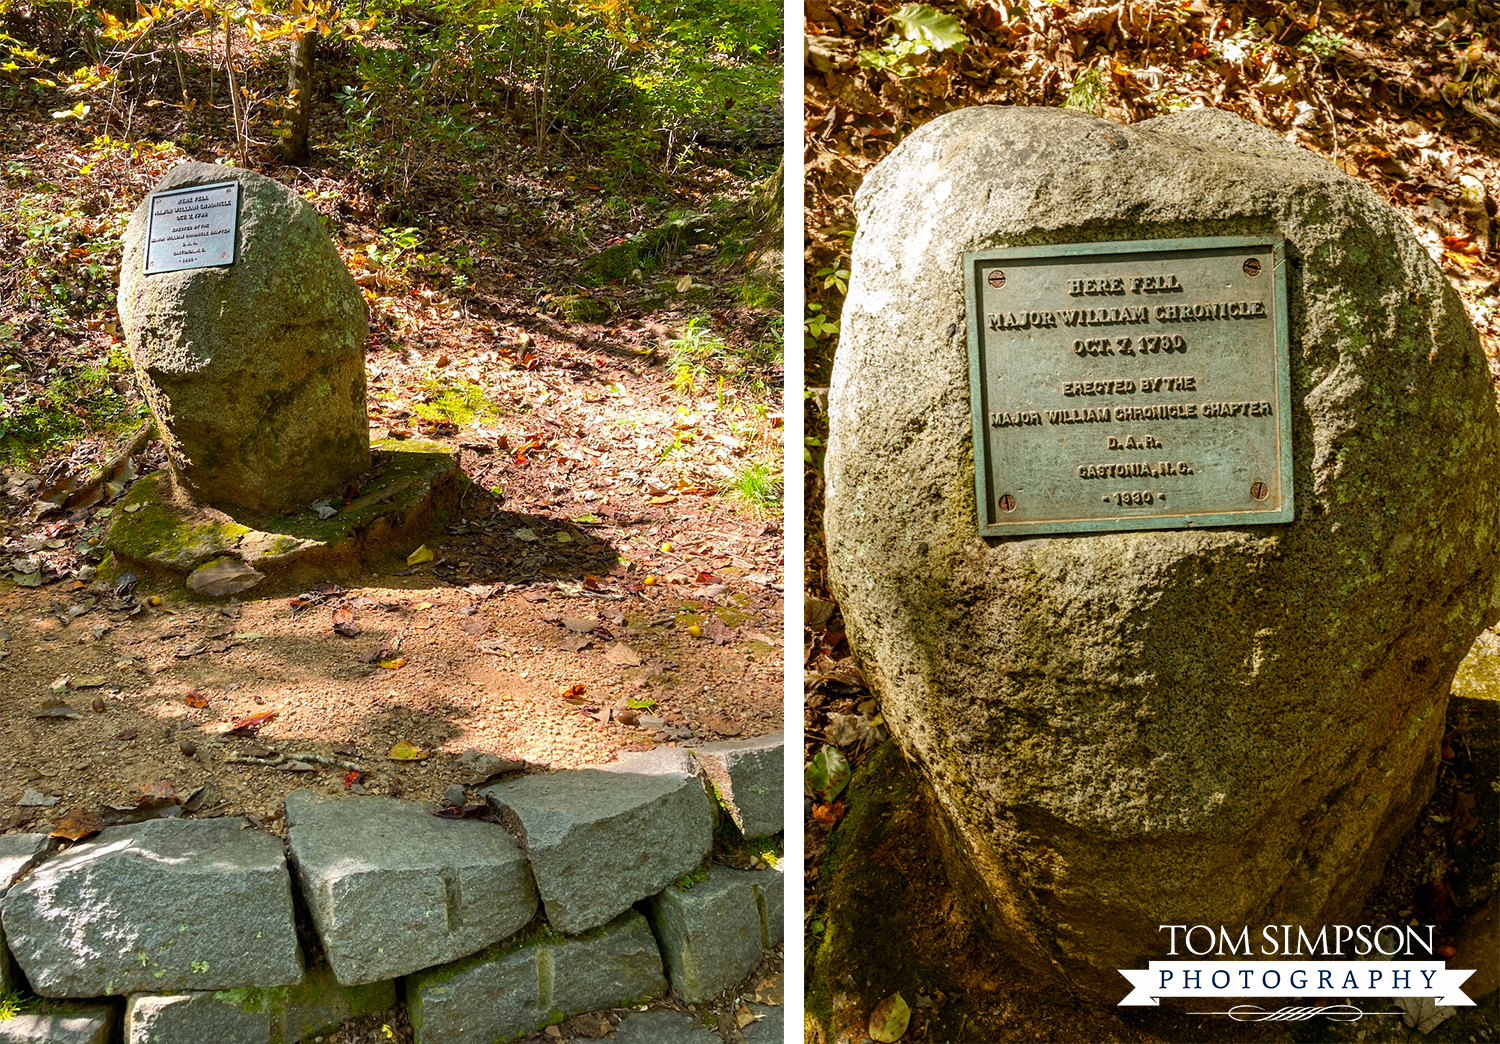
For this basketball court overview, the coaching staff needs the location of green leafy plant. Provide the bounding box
[815,265,849,294]
[805,744,851,803]
[1297,29,1346,58]
[666,316,732,394]
[858,3,968,75]
[804,305,839,351]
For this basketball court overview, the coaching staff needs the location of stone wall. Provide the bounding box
[0,734,783,1044]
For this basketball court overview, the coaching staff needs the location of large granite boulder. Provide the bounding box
[825,105,1500,995]
[118,162,369,514]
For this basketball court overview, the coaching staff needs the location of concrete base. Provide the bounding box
[103,439,462,596]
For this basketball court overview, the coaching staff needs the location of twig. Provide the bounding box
[225,16,247,166]
[283,752,366,772]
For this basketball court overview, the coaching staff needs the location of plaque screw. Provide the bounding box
[1243,258,1261,276]
[998,494,1016,512]
[988,270,1006,289]
[1250,482,1268,500]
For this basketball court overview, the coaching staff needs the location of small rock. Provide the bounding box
[443,784,467,808]
[17,789,59,807]
[455,748,524,783]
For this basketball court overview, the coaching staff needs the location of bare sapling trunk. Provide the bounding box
[282,29,316,164]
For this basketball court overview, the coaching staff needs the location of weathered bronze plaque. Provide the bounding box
[965,235,1292,535]
[143,181,239,275]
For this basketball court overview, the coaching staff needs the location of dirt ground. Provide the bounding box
[0,103,784,841]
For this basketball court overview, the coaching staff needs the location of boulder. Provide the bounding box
[1,818,303,996]
[124,994,270,1044]
[118,162,369,513]
[0,834,52,993]
[825,105,1500,995]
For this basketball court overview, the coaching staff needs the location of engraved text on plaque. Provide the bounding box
[964,236,1293,535]
[143,181,240,275]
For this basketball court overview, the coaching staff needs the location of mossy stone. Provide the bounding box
[104,440,461,596]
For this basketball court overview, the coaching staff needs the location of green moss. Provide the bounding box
[106,473,250,569]
[579,211,711,284]
[211,985,288,1014]
[415,379,501,427]
[808,741,917,1041]
[104,440,460,586]
[553,294,615,323]
[674,864,711,890]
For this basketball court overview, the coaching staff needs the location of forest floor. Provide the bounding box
[0,20,782,1042]
[803,0,1500,1041]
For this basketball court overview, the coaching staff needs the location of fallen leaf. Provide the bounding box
[869,993,911,1043]
[1398,996,1457,1035]
[378,656,407,669]
[389,740,427,760]
[332,607,361,637]
[805,745,851,803]
[433,803,492,819]
[559,683,587,700]
[36,697,81,719]
[407,544,435,565]
[184,692,209,709]
[696,712,741,737]
[810,800,844,829]
[563,616,600,633]
[50,808,104,840]
[604,642,643,666]
[227,710,279,736]
[70,675,108,689]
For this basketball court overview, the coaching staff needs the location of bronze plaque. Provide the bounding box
[965,236,1293,535]
[144,181,239,275]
